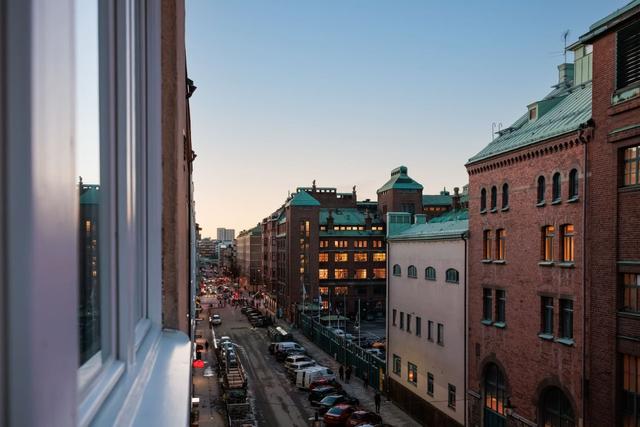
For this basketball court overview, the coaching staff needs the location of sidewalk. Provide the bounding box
[191,309,226,426]
[280,321,421,427]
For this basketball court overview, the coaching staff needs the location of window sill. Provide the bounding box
[490,208,498,213]
[567,196,580,203]
[437,342,444,347]
[536,201,546,207]
[427,392,434,397]
[481,319,493,326]
[538,333,554,341]
[493,260,506,265]
[493,322,506,329]
[538,261,554,267]
[555,337,575,347]
[407,381,417,387]
[480,209,487,215]
[558,262,575,268]
[501,206,509,212]
[481,259,492,264]
[619,184,640,193]
[611,83,640,108]
[551,199,562,205]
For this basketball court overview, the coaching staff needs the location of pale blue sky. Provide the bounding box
[186,0,626,236]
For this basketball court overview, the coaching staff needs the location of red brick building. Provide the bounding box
[571,2,640,425]
[466,57,593,426]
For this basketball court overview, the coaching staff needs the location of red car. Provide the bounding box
[308,378,343,392]
[323,404,356,426]
[346,410,382,427]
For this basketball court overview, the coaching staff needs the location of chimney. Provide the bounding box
[414,214,427,225]
[558,63,574,86]
[452,187,461,211]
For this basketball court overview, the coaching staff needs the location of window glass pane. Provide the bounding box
[76,0,102,365]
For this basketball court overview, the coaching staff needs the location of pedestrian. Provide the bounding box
[205,341,210,352]
[363,371,368,389]
[345,366,352,383]
[339,365,344,381]
[374,391,381,413]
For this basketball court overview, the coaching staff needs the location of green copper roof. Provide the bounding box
[389,210,468,241]
[285,190,320,207]
[468,81,592,164]
[573,0,640,45]
[80,185,100,205]
[377,166,424,193]
[319,208,368,225]
[422,193,452,206]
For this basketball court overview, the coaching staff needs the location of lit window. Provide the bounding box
[354,240,368,248]
[334,286,348,295]
[540,387,575,427]
[373,268,386,279]
[622,354,640,425]
[319,253,328,262]
[319,269,328,280]
[334,253,348,262]
[445,269,459,284]
[408,362,417,385]
[542,226,555,261]
[355,269,367,279]
[408,265,417,278]
[319,287,329,295]
[483,230,492,260]
[392,264,401,276]
[495,229,506,260]
[354,253,368,262]
[484,363,506,418]
[334,240,348,248]
[320,240,329,248]
[334,269,348,279]
[623,274,640,313]
[425,267,436,281]
[372,240,383,248]
[623,145,640,186]
[373,253,386,262]
[561,225,575,262]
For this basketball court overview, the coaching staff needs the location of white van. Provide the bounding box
[274,342,305,354]
[287,360,316,376]
[295,366,336,389]
[284,354,313,370]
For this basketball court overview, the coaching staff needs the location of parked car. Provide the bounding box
[332,328,346,337]
[268,342,278,354]
[345,333,355,341]
[308,378,342,392]
[284,354,313,370]
[365,348,384,358]
[296,367,337,389]
[287,361,317,379]
[211,314,222,325]
[323,404,357,426]
[346,411,382,427]
[276,347,306,362]
[308,385,339,406]
[317,395,360,415]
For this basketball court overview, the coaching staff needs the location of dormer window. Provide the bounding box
[529,105,538,121]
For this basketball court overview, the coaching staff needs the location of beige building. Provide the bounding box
[386,210,468,427]
[236,225,263,291]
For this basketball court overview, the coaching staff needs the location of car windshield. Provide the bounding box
[326,406,344,415]
[321,395,340,405]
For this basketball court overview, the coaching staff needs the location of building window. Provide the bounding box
[319,253,328,262]
[373,252,386,262]
[334,286,348,296]
[427,373,434,396]
[393,354,401,375]
[319,287,329,295]
[483,363,506,423]
[542,226,555,262]
[559,299,573,340]
[541,297,554,335]
[334,269,348,279]
[495,290,506,324]
[490,186,497,210]
[392,309,397,326]
[448,384,456,409]
[617,20,640,89]
[483,288,493,322]
[623,145,640,186]
[561,224,575,263]
[537,175,546,203]
[568,169,579,199]
[372,268,386,279]
[495,229,506,261]
[425,267,436,281]
[552,172,561,202]
[502,183,509,209]
[408,265,417,278]
[416,317,422,337]
[334,240,348,248]
[319,269,328,280]
[406,314,412,332]
[355,269,367,279]
[372,240,383,248]
[622,353,640,426]
[399,312,405,329]
[539,387,575,427]
[335,253,348,262]
[483,230,492,260]
[481,188,487,212]
[354,240,368,248]
[622,273,640,313]
[392,264,401,276]
[437,323,444,345]
[445,269,459,284]
[320,240,329,248]
[408,362,417,385]
[428,320,433,341]
[354,253,368,262]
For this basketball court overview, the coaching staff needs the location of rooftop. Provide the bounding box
[573,0,640,44]
[285,190,321,207]
[377,166,424,193]
[468,80,592,164]
[389,209,468,240]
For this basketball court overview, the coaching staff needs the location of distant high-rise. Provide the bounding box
[216,227,235,241]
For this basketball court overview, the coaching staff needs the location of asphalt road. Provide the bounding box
[213,304,318,427]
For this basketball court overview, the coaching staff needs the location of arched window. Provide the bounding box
[445,269,459,284]
[552,172,561,201]
[490,186,497,210]
[537,176,546,203]
[481,188,487,212]
[569,169,578,199]
[392,264,401,277]
[539,387,575,427]
[425,267,436,281]
[483,363,506,426]
[408,265,417,278]
[502,183,509,209]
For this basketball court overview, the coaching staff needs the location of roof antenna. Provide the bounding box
[562,30,570,63]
